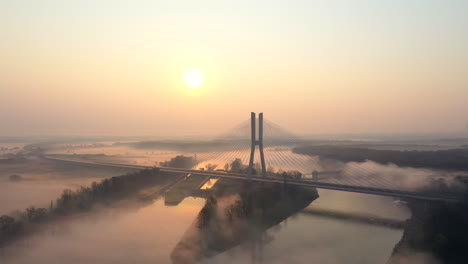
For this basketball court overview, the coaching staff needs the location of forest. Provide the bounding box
[294,145,468,171]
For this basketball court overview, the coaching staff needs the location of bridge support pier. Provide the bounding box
[248,112,267,181]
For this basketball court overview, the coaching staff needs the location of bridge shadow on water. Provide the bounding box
[169,180,319,264]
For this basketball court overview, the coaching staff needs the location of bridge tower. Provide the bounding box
[248,112,267,180]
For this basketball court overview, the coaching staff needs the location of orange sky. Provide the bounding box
[1,1,467,136]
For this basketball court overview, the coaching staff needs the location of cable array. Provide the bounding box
[176,116,459,197]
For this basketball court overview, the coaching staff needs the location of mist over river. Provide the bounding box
[2,189,409,264]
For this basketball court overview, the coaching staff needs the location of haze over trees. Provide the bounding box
[8,174,22,181]
[172,180,319,264]
[229,158,243,172]
[294,145,468,171]
[0,168,167,248]
[159,155,196,169]
[389,194,468,264]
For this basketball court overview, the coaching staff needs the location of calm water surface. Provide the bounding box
[4,188,409,264]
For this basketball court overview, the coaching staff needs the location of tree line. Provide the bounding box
[159,155,302,178]
[0,168,167,248]
[294,145,468,171]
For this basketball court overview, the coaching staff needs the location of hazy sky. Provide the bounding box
[1,0,467,136]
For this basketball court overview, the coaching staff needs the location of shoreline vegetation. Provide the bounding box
[0,168,167,248]
[171,181,319,264]
[0,155,307,252]
[160,155,305,178]
[3,152,468,264]
[388,195,468,264]
[292,146,468,264]
[388,175,468,264]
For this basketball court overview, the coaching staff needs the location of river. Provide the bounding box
[3,188,409,264]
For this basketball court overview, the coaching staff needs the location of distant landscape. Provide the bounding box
[2,132,468,264]
[294,145,468,171]
[2,1,468,263]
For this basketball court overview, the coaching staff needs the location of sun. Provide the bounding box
[183,69,204,89]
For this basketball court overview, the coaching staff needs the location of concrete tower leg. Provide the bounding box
[247,112,256,181]
[258,113,267,177]
[247,112,267,180]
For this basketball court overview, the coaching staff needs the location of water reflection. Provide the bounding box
[199,178,219,190]
[2,180,408,264]
[171,182,319,264]
[2,198,203,264]
[204,191,407,264]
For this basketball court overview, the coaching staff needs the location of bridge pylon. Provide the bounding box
[248,112,267,180]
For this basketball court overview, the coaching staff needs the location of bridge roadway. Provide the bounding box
[45,156,462,202]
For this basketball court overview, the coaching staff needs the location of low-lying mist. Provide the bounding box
[1,199,204,264]
[0,157,136,215]
[339,160,466,191]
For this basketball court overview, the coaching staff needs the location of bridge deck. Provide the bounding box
[45,156,463,203]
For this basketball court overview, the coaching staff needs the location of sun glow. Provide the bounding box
[183,69,204,89]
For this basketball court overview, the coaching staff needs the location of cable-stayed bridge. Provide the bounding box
[46,112,465,202]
